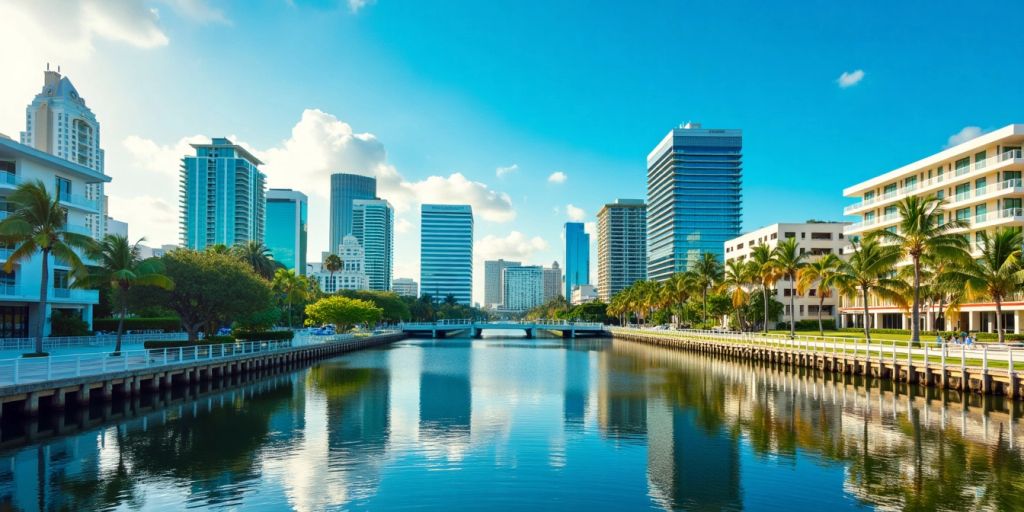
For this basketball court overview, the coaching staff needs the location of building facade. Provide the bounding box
[266,188,308,275]
[502,265,543,312]
[313,235,368,293]
[571,284,599,305]
[484,259,521,309]
[329,173,376,254]
[352,198,394,291]
[841,124,1024,333]
[392,277,418,298]
[724,222,849,324]
[0,137,109,336]
[20,67,106,239]
[420,204,473,305]
[180,138,266,250]
[564,222,590,300]
[543,261,562,302]
[597,199,647,301]
[647,123,742,281]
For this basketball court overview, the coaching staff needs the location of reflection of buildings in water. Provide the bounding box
[420,372,472,435]
[0,433,103,511]
[563,348,590,429]
[596,348,647,441]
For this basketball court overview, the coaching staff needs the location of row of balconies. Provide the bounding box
[845,206,1024,234]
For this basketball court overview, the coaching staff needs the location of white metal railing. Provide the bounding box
[0,332,189,351]
[399,319,604,329]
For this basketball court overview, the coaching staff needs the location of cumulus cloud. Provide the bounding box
[395,218,412,234]
[837,69,865,88]
[566,204,585,221]
[496,164,518,178]
[946,126,984,148]
[547,171,567,184]
[475,231,549,261]
[160,0,229,24]
[106,194,179,244]
[122,134,209,177]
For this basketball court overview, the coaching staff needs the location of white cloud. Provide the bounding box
[584,221,596,235]
[566,204,585,221]
[395,218,412,234]
[496,164,518,178]
[402,173,514,222]
[159,0,229,24]
[547,171,567,184]
[836,69,865,88]
[475,231,549,262]
[122,134,209,177]
[107,194,179,244]
[946,126,984,148]
[348,0,375,13]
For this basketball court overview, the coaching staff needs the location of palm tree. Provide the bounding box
[796,253,842,335]
[750,243,779,332]
[870,195,968,343]
[273,268,308,328]
[718,259,752,330]
[86,235,174,355]
[205,243,230,255]
[692,253,723,324]
[943,228,1024,343]
[770,237,808,338]
[232,240,276,280]
[0,181,96,355]
[833,238,907,343]
[323,253,343,291]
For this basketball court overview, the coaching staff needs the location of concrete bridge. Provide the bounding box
[399,319,606,339]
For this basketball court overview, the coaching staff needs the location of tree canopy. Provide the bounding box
[305,296,383,330]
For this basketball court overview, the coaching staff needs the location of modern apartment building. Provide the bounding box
[484,259,521,309]
[266,188,308,275]
[543,261,562,302]
[0,137,109,336]
[597,199,647,301]
[420,204,473,305]
[502,265,543,312]
[724,222,849,323]
[329,173,376,253]
[312,234,368,293]
[647,123,742,281]
[180,137,266,250]
[20,67,107,239]
[352,198,394,291]
[842,124,1024,333]
[392,277,418,298]
[564,222,590,299]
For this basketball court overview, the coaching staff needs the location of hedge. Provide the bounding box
[94,317,181,333]
[142,332,294,349]
[776,320,837,331]
[838,327,1024,342]
[233,330,294,341]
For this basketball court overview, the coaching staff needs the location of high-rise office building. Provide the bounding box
[392,277,419,298]
[420,204,473,305]
[542,261,562,302]
[20,67,106,239]
[266,188,308,274]
[647,123,742,281]
[597,199,647,301]
[352,198,394,291]
[329,173,376,253]
[502,265,544,312]
[180,137,266,250]
[564,222,590,299]
[484,259,521,309]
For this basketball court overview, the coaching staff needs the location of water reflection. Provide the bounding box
[0,336,1022,511]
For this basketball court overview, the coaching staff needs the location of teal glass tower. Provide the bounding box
[266,188,308,275]
[646,123,742,281]
[329,173,376,253]
[180,137,266,250]
[420,204,473,305]
[564,222,589,299]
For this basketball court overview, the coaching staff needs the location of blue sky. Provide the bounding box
[2,0,1022,303]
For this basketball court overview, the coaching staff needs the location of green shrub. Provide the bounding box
[233,330,294,341]
[93,317,181,333]
[838,327,1024,342]
[51,310,91,336]
[143,336,234,349]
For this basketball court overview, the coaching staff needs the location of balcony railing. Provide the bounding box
[57,192,100,211]
[0,172,20,187]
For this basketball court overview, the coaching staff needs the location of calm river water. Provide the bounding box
[2,335,1023,511]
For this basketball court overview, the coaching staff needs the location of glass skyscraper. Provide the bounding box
[646,123,742,282]
[420,204,473,305]
[352,198,394,291]
[265,188,308,275]
[564,222,590,299]
[329,172,376,254]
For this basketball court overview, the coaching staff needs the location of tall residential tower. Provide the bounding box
[352,198,394,291]
[329,173,376,253]
[484,259,521,309]
[597,199,647,301]
[420,204,473,305]
[180,138,266,250]
[564,222,590,299]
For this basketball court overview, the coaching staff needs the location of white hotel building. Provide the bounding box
[841,124,1024,333]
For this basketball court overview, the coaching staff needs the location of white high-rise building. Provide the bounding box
[20,67,106,239]
[484,259,521,309]
[392,278,418,298]
[313,235,368,293]
[352,198,393,291]
[502,265,543,312]
[420,204,473,305]
[542,261,562,302]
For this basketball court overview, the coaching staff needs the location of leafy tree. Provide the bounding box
[305,295,382,330]
[769,237,807,338]
[232,240,276,280]
[943,228,1024,343]
[338,289,411,322]
[796,253,842,335]
[272,268,310,327]
[749,243,779,332]
[692,253,723,324]
[746,289,783,327]
[833,238,907,343]
[0,180,95,355]
[718,259,754,330]
[323,254,342,285]
[566,301,609,323]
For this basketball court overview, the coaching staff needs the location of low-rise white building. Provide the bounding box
[571,284,599,305]
[313,234,368,293]
[392,277,418,297]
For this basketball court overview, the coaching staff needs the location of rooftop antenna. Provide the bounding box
[46,62,49,71]
[57,65,61,73]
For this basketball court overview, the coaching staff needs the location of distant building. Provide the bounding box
[542,261,562,302]
[352,198,393,291]
[484,259,521,309]
[138,244,178,259]
[571,284,599,305]
[564,222,590,299]
[420,204,473,305]
[313,234,368,293]
[266,188,308,274]
[647,123,742,281]
[180,137,266,250]
[503,265,543,312]
[597,199,647,301]
[392,278,418,298]
[106,217,128,238]
[329,173,376,255]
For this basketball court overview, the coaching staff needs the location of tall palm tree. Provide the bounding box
[665,272,694,326]
[323,253,343,291]
[943,228,1024,343]
[86,235,174,355]
[870,194,968,343]
[692,253,723,324]
[273,268,308,327]
[0,181,95,355]
[750,243,779,332]
[770,237,808,338]
[232,240,276,280]
[833,238,907,343]
[796,253,842,335]
[718,259,752,330]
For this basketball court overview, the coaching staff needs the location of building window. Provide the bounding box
[955,157,970,174]
[783,288,793,297]
[55,177,71,201]
[976,150,987,169]
[770,233,777,240]
[810,232,832,240]
[784,232,795,238]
